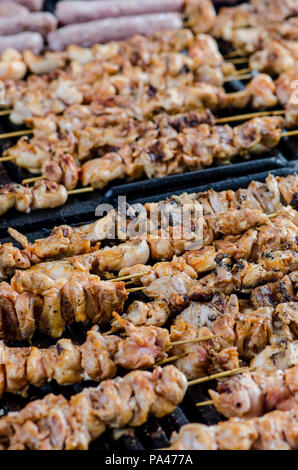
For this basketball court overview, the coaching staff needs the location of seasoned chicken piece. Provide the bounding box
[144,273,194,301]
[23,50,66,75]
[81,153,126,189]
[276,66,298,105]
[32,180,68,210]
[249,41,295,75]
[53,339,82,385]
[272,302,298,344]
[235,307,273,360]
[209,371,265,419]
[228,75,278,110]
[170,320,210,379]
[213,229,258,260]
[183,0,216,34]
[259,246,298,274]
[14,292,38,341]
[251,275,294,309]
[0,243,31,280]
[112,300,171,328]
[0,48,27,80]
[0,183,32,215]
[41,153,80,190]
[251,0,298,22]
[182,246,217,273]
[80,327,118,382]
[248,176,283,214]
[0,282,21,341]
[170,422,217,450]
[277,174,298,207]
[169,408,298,450]
[214,208,268,235]
[113,314,169,369]
[38,287,65,338]
[251,341,298,374]
[4,346,30,396]
[233,117,283,156]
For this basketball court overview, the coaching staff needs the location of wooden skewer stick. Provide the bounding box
[224,73,252,83]
[0,155,15,162]
[0,109,11,116]
[127,286,145,293]
[188,367,249,386]
[22,175,44,184]
[111,271,151,283]
[229,57,249,64]
[0,129,33,140]
[224,51,242,59]
[215,109,285,124]
[67,187,94,196]
[102,327,122,336]
[229,67,251,76]
[283,130,298,137]
[155,353,187,367]
[169,335,220,348]
[196,399,214,407]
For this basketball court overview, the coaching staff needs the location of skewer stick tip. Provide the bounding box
[196,399,213,407]
[68,187,94,196]
[188,367,249,387]
[22,175,43,184]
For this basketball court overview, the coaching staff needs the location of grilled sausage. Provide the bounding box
[12,0,43,11]
[0,1,29,16]
[0,32,44,54]
[48,12,183,50]
[0,13,57,37]
[56,0,184,25]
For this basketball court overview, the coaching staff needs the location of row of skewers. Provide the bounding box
[0,172,297,449]
[0,32,296,216]
[0,0,298,451]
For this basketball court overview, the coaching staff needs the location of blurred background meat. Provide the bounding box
[56,0,184,25]
[48,12,183,50]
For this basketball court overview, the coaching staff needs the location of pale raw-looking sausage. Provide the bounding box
[11,0,44,11]
[0,13,57,37]
[48,12,183,50]
[0,1,29,17]
[56,0,184,25]
[0,32,44,54]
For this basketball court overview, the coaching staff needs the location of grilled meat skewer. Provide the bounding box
[168,406,298,450]
[208,360,298,419]
[1,173,297,280]
[9,115,284,184]
[0,314,172,397]
[0,365,187,450]
[0,116,289,217]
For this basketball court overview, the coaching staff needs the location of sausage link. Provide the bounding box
[56,0,184,25]
[48,12,183,50]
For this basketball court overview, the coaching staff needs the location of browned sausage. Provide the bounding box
[12,0,43,11]
[56,0,184,25]
[0,1,29,16]
[48,12,183,50]
[0,32,44,54]
[0,13,57,37]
